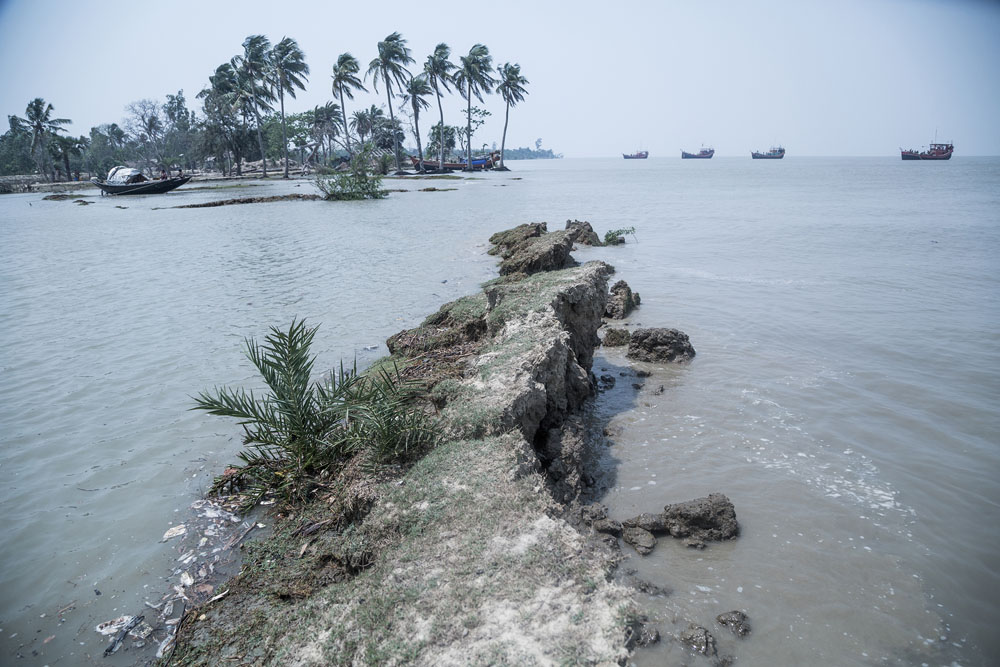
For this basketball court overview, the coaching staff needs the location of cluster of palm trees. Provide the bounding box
[203,31,529,175]
[199,35,310,178]
[334,33,529,172]
[1,33,530,180]
[6,98,88,181]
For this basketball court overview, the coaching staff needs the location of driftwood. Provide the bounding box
[103,614,143,656]
[168,194,321,209]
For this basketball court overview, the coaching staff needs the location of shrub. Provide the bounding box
[315,144,386,200]
[192,319,437,509]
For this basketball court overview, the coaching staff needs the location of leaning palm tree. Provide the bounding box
[365,32,414,172]
[269,37,310,178]
[424,43,455,169]
[17,98,71,180]
[401,75,433,173]
[453,44,496,171]
[331,53,366,155]
[232,35,275,177]
[495,63,529,170]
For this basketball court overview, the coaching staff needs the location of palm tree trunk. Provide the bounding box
[413,107,424,174]
[338,89,352,156]
[435,83,445,169]
[465,83,472,172]
[384,79,400,172]
[253,106,268,178]
[500,101,510,170]
[280,81,289,179]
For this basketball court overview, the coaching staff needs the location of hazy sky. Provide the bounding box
[2,0,998,157]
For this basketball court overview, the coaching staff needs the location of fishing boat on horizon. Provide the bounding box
[681,147,714,159]
[900,142,953,160]
[751,146,785,159]
[623,150,649,159]
[91,166,191,195]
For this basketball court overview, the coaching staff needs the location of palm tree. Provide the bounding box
[17,98,71,180]
[401,75,433,172]
[350,105,384,146]
[453,45,496,171]
[495,63,529,170]
[269,37,310,178]
[366,32,414,172]
[232,35,275,177]
[424,44,455,169]
[331,53,366,155]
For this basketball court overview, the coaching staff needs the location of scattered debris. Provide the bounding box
[161,524,187,541]
[102,614,143,656]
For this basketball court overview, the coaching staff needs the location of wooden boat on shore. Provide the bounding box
[623,150,649,159]
[682,148,714,159]
[751,146,785,159]
[91,166,191,195]
[409,152,500,170]
[901,142,953,160]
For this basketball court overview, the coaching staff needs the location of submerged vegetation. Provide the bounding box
[314,145,386,200]
[192,319,436,510]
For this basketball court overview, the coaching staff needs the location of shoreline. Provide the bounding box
[163,222,737,665]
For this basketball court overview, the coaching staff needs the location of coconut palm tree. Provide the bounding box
[401,75,433,172]
[424,43,455,169]
[232,35,275,177]
[269,37,310,178]
[495,63,529,170]
[453,45,496,171]
[331,53,366,155]
[365,32,414,172]
[17,98,71,180]
[350,108,372,145]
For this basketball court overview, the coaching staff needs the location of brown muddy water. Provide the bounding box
[1,158,998,665]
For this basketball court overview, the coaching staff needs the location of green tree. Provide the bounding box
[366,32,414,172]
[401,75,432,172]
[426,123,457,160]
[269,37,310,178]
[331,53,366,156]
[16,98,71,180]
[198,64,245,176]
[423,43,455,169]
[0,116,34,176]
[495,63,529,170]
[453,45,496,171]
[232,35,275,176]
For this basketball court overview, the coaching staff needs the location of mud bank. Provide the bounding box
[165,225,727,665]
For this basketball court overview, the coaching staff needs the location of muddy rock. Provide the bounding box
[716,610,751,637]
[679,624,717,657]
[487,222,547,257]
[592,518,623,537]
[604,280,638,319]
[565,219,602,246]
[626,327,696,363]
[601,327,631,347]
[623,512,668,534]
[662,493,739,542]
[498,229,575,276]
[622,525,657,555]
[624,616,661,650]
[578,502,608,524]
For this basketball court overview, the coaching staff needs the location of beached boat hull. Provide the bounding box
[409,154,498,170]
[682,149,714,159]
[91,175,192,195]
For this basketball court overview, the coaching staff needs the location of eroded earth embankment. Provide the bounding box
[166,223,643,665]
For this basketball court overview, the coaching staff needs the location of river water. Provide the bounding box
[1,158,997,665]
